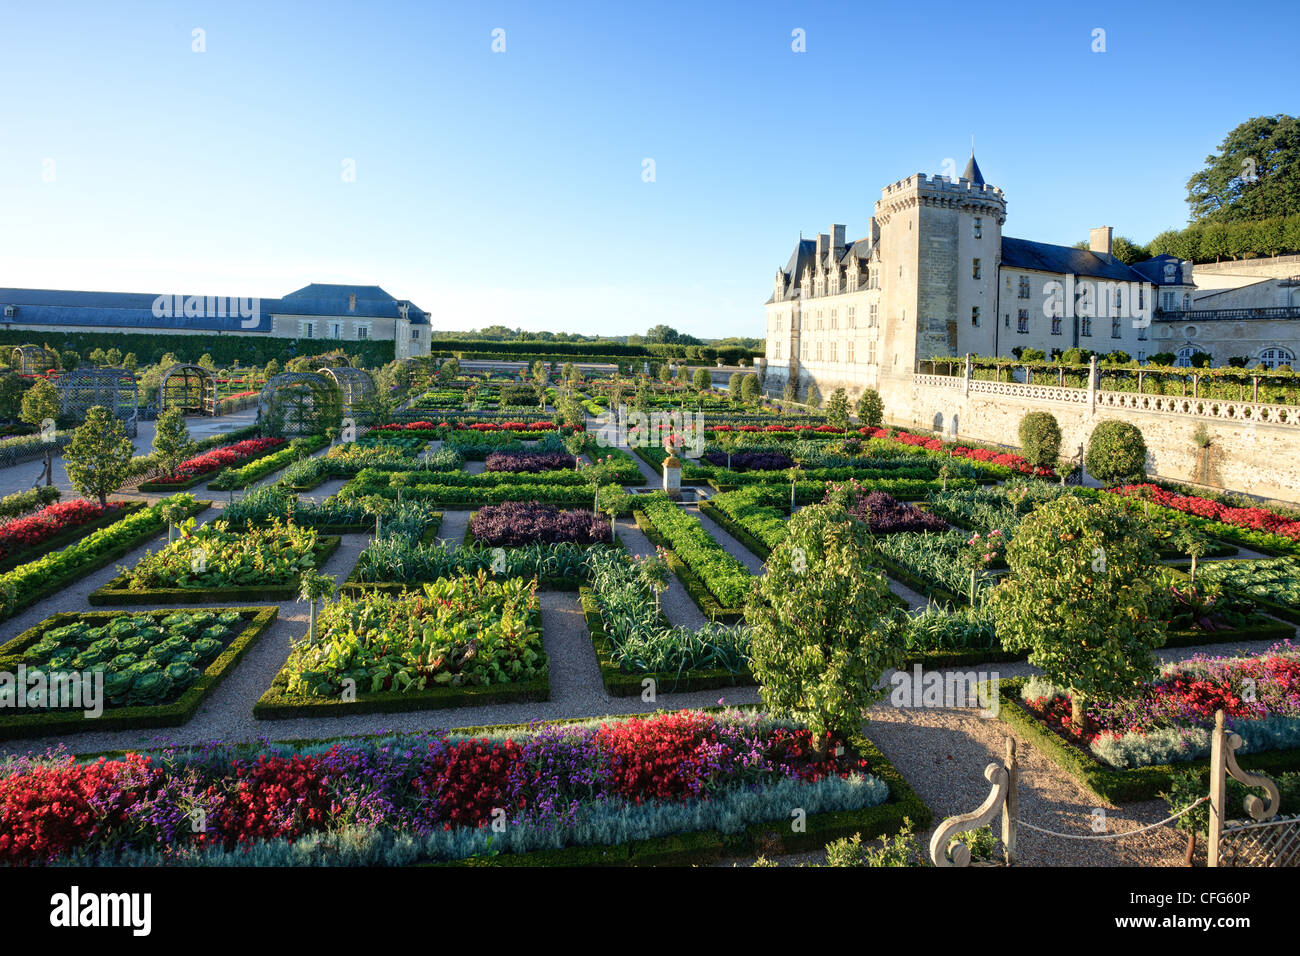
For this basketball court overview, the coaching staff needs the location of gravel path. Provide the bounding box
[435,510,472,547]
[613,514,709,629]
[687,503,764,576]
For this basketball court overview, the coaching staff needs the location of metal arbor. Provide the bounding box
[159,363,217,416]
[317,365,374,413]
[12,345,57,375]
[257,371,344,436]
[56,366,139,437]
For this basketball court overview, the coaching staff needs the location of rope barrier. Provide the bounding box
[1017,796,1209,841]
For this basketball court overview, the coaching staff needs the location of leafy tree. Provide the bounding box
[0,372,24,421]
[988,496,1165,731]
[298,570,337,643]
[740,373,761,405]
[656,363,672,384]
[1018,411,1061,469]
[198,353,216,370]
[89,348,107,366]
[692,367,711,392]
[122,352,138,371]
[783,380,798,403]
[856,389,883,427]
[1186,114,1300,224]
[825,388,850,430]
[20,378,59,429]
[676,365,690,386]
[60,350,80,371]
[64,406,135,506]
[104,348,123,367]
[264,358,281,379]
[804,381,822,409]
[745,502,904,755]
[152,407,195,477]
[727,371,743,400]
[1085,420,1147,485]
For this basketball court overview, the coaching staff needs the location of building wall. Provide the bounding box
[1193,254,1300,290]
[1152,316,1300,366]
[881,374,1300,504]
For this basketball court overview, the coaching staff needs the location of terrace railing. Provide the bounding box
[1208,710,1300,867]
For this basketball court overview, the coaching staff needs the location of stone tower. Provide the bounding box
[873,156,1007,377]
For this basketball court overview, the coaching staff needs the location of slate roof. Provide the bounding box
[1000,237,1147,282]
[1129,255,1192,287]
[0,284,429,331]
[963,153,985,186]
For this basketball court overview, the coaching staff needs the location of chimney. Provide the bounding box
[1089,226,1113,257]
[348,293,356,312]
[815,233,829,265]
[830,224,846,262]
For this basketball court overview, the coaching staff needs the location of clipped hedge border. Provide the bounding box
[87,536,342,606]
[0,500,212,624]
[698,499,779,561]
[208,435,329,490]
[0,500,147,574]
[252,607,549,719]
[578,587,755,696]
[632,509,745,624]
[445,726,932,867]
[995,676,1300,803]
[0,606,278,740]
[1167,560,1300,627]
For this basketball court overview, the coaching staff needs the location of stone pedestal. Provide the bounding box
[662,456,682,500]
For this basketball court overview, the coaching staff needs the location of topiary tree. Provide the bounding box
[740,373,761,405]
[1085,420,1148,486]
[1018,411,1061,469]
[152,407,195,479]
[825,388,850,430]
[988,496,1166,732]
[804,381,822,409]
[692,366,712,392]
[856,389,883,428]
[298,570,337,643]
[727,371,743,401]
[745,501,904,755]
[64,406,135,506]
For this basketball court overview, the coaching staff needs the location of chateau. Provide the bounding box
[762,155,1300,404]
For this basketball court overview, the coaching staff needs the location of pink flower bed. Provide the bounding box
[152,438,286,484]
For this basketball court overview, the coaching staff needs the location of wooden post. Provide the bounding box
[1002,737,1018,866]
[1209,709,1227,868]
[1088,355,1098,414]
[964,353,971,398]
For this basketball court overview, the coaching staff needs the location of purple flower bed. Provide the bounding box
[703,450,794,471]
[484,451,576,473]
[470,501,611,545]
[840,489,948,534]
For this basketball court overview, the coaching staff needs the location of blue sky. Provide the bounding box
[1,0,1297,340]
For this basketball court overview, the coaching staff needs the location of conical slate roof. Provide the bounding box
[962,152,984,185]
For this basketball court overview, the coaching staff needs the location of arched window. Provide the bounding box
[1259,347,1295,370]
[1175,346,1206,368]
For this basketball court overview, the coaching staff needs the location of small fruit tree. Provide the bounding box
[1018,411,1061,470]
[1085,420,1148,486]
[64,405,135,506]
[745,501,903,756]
[692,367,712,392]
[987,496,1166,731]
[20,378,61,486]
[856,389,884,428]
[825,388,850,430]
[152,407,196,479]
[740,373,761,405]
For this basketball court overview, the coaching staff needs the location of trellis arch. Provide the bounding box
[159,363,217,416]
[56,366,139,437]
[11,345,57,375]
[317,365,374,411]
[257,372,344,436]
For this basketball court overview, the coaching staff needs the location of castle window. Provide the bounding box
[1081,317,1092,337]
[1260,347,1294,369]
[973,217,983,239]
[1017,309,1029,334]
[1183,293,1191,310]
[801,340,808,359]
[830,310,837,329]
[1138,325,1148,341]
[815,342,823,361]
[1176,346,1204,368]
[1051,315,1062,335]
[971,306,980,327]
[1111,317,1122,338]
[847,340,855,363]
[1018,276,1031,299]
[847,306,855,328]
[817,310,824,329]
[869,304,878,327]
[330,322,342,339]
[1004,314,1010,328]
[829,342,837,362]
[356,323,371,340]
[868,339,877,364]
[972,259,982,280]
[775,341,781,359]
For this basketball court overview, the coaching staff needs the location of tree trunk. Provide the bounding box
[308,601,317,643]
[1070,692,1088,735]
[1185,831,1196,866]
[1190,554,1198,584]
[44,449,53,487]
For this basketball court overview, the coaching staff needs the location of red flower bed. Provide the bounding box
[373,420,567,433]
[152,437,286,484]
[0,500,117,560]
[1112,484,1300,542]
